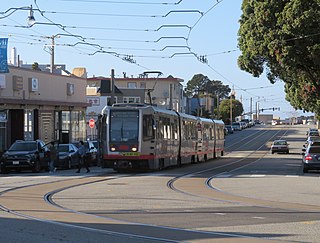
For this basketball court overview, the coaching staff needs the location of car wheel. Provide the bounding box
[303,166,308,173]
[286,150,289,154]
[271,151,274,154]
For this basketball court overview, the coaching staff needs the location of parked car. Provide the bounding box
[302,144,320,173]
[271,140,289,154]
[224,127,228,135]
[225,125,234,134]
[55,144,79,169]
[91,140,102,165]
[0,140,49,173]
[232,122,242,131]
[306,129,319,137]
[72,140,98,166]
[306,135,320,145]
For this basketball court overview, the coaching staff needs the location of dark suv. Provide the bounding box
[0,140,49,173]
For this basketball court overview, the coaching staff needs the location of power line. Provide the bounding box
[58,0,183,5]
[41,9,203,18]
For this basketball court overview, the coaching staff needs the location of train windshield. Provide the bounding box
[109,110,139,142]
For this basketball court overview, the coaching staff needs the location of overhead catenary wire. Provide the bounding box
[58,0,184,5]
[1,0,286,103]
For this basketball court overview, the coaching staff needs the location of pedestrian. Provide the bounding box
[49,141,57,173]
[76,140,90,173]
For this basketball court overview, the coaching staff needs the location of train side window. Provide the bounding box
[158,118,164,139]
[173,119,178,140]
[166,118,171,139]
[143,115,155,140]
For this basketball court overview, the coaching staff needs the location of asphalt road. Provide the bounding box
[0,124,319,243]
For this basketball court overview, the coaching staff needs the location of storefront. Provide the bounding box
[0,66,89,155]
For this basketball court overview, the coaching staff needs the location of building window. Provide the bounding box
[24,110,33,141]
[140,82,146,88]
[123,97,140,103]
[71,111,86,142]
[127,82,137,88]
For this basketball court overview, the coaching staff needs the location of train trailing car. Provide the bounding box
[98,103,224,172]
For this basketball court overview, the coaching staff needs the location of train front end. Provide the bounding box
[103,106,154,171]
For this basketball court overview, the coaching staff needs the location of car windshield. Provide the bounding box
[9,142,37,151]
[274,141,287,145]
[309,147,320,153]
[308,136,320,141]
[309,131,319,136]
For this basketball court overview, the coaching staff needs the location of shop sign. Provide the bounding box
[0,38,9,73]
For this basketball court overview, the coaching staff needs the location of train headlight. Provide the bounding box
[111,147,116,152]
[131,147,137,152]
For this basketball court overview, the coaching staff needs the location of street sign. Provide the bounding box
[89,119,95,128]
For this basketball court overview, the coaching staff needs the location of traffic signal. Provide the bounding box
[273,107,275,111]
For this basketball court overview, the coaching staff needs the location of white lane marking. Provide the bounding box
[250,174,266,177]
[252,217,265,220]
[215,213,226,216]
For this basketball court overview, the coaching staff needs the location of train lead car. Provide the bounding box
[98,103,224,172]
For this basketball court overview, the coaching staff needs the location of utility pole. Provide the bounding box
[230,96,232,124]
[43,35,60,73]
[230,86,235,124]
[110,69,115,105]
[50,35,55,73]
[250,97,253,120]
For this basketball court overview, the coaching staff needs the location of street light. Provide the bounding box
[27,5,36,27]
[0,5,38,26]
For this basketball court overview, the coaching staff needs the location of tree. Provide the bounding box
[185,74,231,117]
[185,74,231,99]
[219,99,244,124]
[238,0,320,116]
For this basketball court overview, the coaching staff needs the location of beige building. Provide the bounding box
[0,66,89,154]
[114,76,184,111]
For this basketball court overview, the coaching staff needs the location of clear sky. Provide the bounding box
[0,0,312,119]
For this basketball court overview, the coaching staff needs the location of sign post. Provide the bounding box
[89,119,95,129]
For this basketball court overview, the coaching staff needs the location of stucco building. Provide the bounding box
[0,66,89,155]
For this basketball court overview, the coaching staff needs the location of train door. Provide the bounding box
[196,121,203,162]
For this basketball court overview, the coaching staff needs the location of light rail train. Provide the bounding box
[98,104,224,171]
